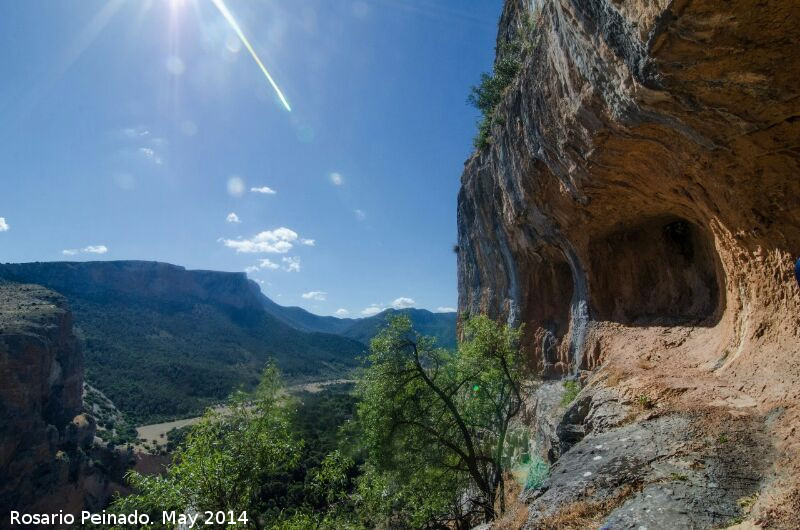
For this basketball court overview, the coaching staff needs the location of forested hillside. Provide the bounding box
[0,262,365,423]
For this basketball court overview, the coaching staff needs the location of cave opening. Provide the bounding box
[588,216,722,326]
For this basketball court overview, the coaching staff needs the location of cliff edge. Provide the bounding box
[0,282,125,521]
[457,0,800,527]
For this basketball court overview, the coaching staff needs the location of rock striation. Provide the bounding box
[457,0,800,526]
[0,282,125,521]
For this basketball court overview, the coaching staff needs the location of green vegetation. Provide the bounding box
[635,393,655,410]
[111,364,304,529]
[468,13,539,150]
[342,308,458,350]
[72,294,363,424]
[356,314,524,524]
[468,39,524,149]
[84,384,138,447]
[561,380,581,406]
[524,456,550,491]
[112,315,524,528]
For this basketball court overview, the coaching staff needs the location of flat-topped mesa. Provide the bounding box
[0,260,265,311]
[0,282,116,517]
[457,0,800,394]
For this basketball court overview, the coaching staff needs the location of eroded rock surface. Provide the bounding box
[458,0,800,526]
[0,282,126,520]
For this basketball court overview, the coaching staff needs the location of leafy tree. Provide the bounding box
[110,363,302,530]
[356,315,524,526]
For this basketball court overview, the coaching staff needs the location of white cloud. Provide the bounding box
[436,307,456,313]
[354,209,366,221]
[83,245,108,254]
[244,258,289,273]
[138,147,162,165]
[300,238,315,246]
[302,291,327,301]
[282,256,301,272]
[330,172,343,186]
[335,308,349,317]
[361,305,383,317]
[0,217,8,232]
[226,212,241,223]
[221,227,299,253]
[122,126,149,139]
[258,258,280,270]
[62,245,108,256]
[251,186,277,195]
[227,176,245,197]
[391,297,415,309]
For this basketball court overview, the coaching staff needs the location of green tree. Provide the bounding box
[110,363,302,530]
[356,315,524,526]
[274,451,363,530]
[468,39,525,149]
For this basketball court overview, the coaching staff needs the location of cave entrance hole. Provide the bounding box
[588,216,722,326]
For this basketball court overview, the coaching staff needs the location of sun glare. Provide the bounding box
[210,0,292,112]
[161,0,291,112]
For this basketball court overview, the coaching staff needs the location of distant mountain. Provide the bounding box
[341,308,457,350]
[0,261,366,424]
[260,296,357,335]
[260,299,457,350]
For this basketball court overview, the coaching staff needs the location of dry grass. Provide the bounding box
[492,475,532,530]
[530,485,636,530]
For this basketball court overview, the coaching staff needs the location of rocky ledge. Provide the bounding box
[458,0,800,527]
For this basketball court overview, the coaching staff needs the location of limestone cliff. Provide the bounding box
[0,282,125,521]
[457,0,800,527]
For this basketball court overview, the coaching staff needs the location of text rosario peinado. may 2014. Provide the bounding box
[9,509,249,528]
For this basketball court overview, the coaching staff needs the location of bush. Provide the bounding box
[468,39,525,149]
[524,456,550,491]
[561,380,581,406]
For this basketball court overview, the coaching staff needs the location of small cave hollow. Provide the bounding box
[588,216,722,326]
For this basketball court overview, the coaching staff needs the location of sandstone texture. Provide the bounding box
[457,0,800,527]
[0,281,128,523]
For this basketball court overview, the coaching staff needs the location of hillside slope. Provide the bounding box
[0,261,365,423]
[458,0,800,527]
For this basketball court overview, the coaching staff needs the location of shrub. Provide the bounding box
[468,39,525,149]
[524,456,550,491]
[561,380,581,406]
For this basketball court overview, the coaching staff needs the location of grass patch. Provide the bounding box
[561,380,581,406]
[635,394,655,410]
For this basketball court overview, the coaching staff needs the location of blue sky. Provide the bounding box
[0,0,499,316]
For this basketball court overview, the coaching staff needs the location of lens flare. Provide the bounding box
[210,0,292,112]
